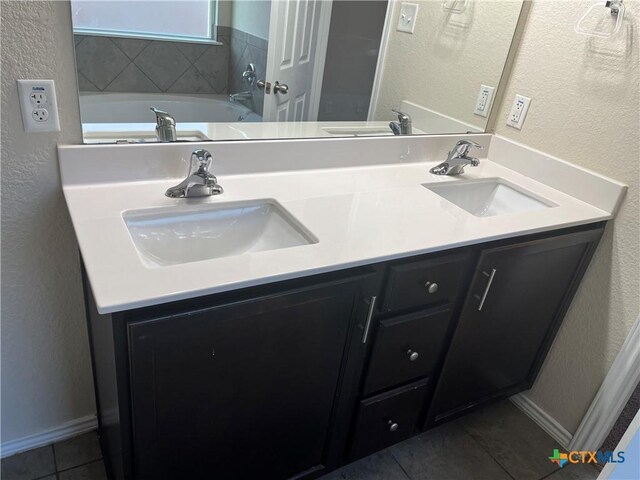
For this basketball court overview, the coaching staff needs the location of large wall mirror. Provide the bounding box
[70,0,524,143]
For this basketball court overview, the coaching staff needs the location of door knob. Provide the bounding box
[273,81,289,94]
[407,349,419,361]
[388,420,399,432]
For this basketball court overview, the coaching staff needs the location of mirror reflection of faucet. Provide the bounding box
[389,109,412,135]
[150,106,177,142]
[229,63,257,103]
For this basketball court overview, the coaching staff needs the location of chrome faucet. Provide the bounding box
[150,107,177,142]
[229,91,252,102]
[430,140,483,176]
[389,109,412,135]
[165,149,224,198]
[229,63,256,102]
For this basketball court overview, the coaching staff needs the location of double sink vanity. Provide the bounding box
[58,133,625,480]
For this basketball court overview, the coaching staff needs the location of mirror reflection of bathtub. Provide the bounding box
[80,93,475,143]
[80,92,262,143]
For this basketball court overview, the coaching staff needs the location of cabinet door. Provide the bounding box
[128,276,366,480]
[429,227,603,424]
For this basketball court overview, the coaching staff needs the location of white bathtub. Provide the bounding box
[79,92,261,123]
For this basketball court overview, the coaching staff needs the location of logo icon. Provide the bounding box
[549,449,569,468]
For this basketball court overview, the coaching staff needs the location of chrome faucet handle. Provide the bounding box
[150,107,176,126]
[190,148,213,175]
[451,140,483,158]
[165,149,223,198]
[150,106,177,142]
[392,109,411,123]
[390,109,412,135]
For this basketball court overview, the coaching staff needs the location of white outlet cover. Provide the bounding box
[507,94,532,130]
[17,79,61,133]
[397,3,419,34]
[474,84,495,117]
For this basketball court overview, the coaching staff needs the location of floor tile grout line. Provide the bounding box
[387,447,413,480]
[458,425,518,480]
[56,457,104,474]
[537,466,562,480]
[50,443,59,480]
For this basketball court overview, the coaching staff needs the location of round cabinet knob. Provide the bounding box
[407,349,419,361]
[388,420,399,432]
[425,281,439,294]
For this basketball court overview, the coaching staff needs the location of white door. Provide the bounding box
[263,0,332,122]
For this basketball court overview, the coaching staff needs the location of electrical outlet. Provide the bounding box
[474,84,495,117]
[397,3,419,33]
[507,94,531,130]
[32,109,50,122]
[17,79,60,133]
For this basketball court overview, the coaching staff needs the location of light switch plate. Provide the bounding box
[17,79,61,133]
[474,84,495,117]
[507,94,531,130]
[397,3,419,34]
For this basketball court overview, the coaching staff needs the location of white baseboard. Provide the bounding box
[0,415,98,459]
[510,393,573,449]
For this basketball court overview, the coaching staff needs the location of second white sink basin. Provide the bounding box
[123,200,317,267]
[423,178,555,217]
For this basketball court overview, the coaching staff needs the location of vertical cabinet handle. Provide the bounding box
[477,268,497,311]
[361,296,377,344]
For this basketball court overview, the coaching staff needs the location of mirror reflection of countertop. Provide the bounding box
[58,134,626,314]
[82,121,430,143]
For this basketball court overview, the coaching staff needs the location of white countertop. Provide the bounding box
[58,134,625,314]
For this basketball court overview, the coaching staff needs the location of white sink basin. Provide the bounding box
[123,200,317,267]
[423,178,555,217]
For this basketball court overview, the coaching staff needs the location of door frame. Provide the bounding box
[367,0,395,121]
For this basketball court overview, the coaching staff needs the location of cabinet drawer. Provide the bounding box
[350,379,429,460]
[382,252,469,313]
[363,305,452,395]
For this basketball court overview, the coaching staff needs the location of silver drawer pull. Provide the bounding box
[407,349,419,361]
[388,420,399,432]
[425,281,439,294]
[361,296,377,344]
[477,268,497,311]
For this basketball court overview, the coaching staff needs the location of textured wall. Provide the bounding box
[230,0,271,40]
[1,1,95,443]
[493,0,640,433]
[375,0,522,126]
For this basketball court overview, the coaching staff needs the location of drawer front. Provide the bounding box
[350,380,429,460]
[363,305,453,395]
[382,252,469,313]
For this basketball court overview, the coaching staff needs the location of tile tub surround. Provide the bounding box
[57,134,625,313]
[74,34,230,94]
[74,27,268,115]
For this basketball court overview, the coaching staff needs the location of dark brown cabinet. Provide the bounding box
[427,227,604,425]
[83,223,604,480]
[127,276,369,480]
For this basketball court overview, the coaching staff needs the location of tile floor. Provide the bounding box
[1,400,600,480]
[1,432,106,480]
